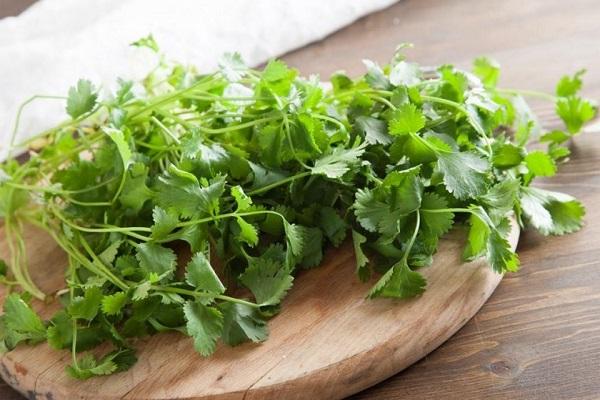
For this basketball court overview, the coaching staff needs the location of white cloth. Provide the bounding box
[0,0,397,158]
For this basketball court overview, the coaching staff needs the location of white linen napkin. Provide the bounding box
[0,0,397,158]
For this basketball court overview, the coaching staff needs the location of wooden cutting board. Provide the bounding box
[0,218,519,400]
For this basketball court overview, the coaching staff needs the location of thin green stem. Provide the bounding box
[247,171,311,196]
[153,285,260,308]
[496,88,558,102]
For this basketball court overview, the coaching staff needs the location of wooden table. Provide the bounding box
[2,0,599,398]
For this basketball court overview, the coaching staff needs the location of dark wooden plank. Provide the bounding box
[1,0,599,398]
[0,0,35,18]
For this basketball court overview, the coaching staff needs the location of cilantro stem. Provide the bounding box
[152,285,260,308]
[49,204,151,241]
[496,88,558,102]
[402,211,421,264]
[247,171,311,196]
[195,116,280,135]
[8,95,68,159]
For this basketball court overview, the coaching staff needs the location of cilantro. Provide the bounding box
[185,252,225,294]
[66,79,98,119]
[389,103,426,135]
[0,41,594,377]
[183,301,223,356]
[1,294,46,348]
[437,152,489,200]
[130,34,159,52]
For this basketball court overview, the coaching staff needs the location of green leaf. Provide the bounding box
[525,151,556,177]
[236,217,259,247]
[367,259,426,299]
[219,303,267,346]
[218,52,247,82]
[520,187,585,235]
[363,59,390,90]
[299,227,324,268]
[437,152,489,200]
[67,349,136,380]
[183,301,224,356]
[354,189,389,233]
[98,240,122,266]
[479,178,520,214]
[185,252,225,294]
[389,103,426,135]
[130,34,159,52]
[318,207,348,247]
[389,61,421,87]
[101,292,128,316]
[119,162,153,213]
[66,79,98,119]
[473,57,500,87]
[151,206,179,239]
[68,287,103,321]
[2,294,46,346]
[231,186,252,211]
[155,169,226,219]
[382,166,423,216]
[492,143,524,169]
[487,229,519,273]
[354,116,392,145]
[240,257,294,306]
[136,243,177,279]
[420,193,454,238]
[556,69,585,97]
[352,230,370,282]
[311,144,366,179]
[283,222,307,257]
[556,96,596,134]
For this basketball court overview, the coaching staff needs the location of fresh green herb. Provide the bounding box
[0,40,595,378]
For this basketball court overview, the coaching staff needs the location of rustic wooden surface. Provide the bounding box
[1,0,600,399]
[0,221,519,399]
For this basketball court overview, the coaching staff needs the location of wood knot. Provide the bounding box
[488,359,517,377]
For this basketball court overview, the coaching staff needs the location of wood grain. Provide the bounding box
[0,218,519,399]
[1,0,600,398]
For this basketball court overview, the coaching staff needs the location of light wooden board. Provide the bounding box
[0,218,519,400]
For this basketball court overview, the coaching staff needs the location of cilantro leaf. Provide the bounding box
[354,116,392,145]
[185,252,225,294]
[318,207,348,247]
[420,193,454,238]
[525,151,556,177]
[101,292,128,316]
[130,34,159,52]
[219,303,267,346]
[68,287,102,321]
[556,69,585,97]
[352,230,370,282]
[389,61,421,87]
[151,207,179,239]
[367,259,426,299]
[473,57,500,87]
[231,186,252,211]
[437,152,489,200]
[183,301,224,356]
[1,294,46,348]
[136,243,177,279]
[66,79,98,119]
[311,144,366,179]
[556,96,596,134]
[240,257,294,306]
[388,103,426,135]
[520,187,585,235]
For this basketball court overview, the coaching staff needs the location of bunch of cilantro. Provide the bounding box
[0,37,596,379]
